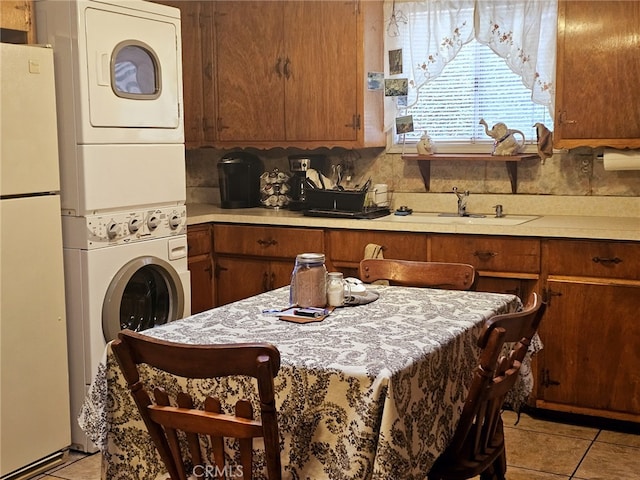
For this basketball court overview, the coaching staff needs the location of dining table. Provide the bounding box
[79,285,528,480]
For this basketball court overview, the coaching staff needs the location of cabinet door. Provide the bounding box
[538,281,640,417]
[215,256,272,306]
[270,259,294,291]
[214,1,285,142]
[284,1,358,141]
[187,224,214,313]
[188,255,213,314]
[554,1,640,148]
[215,256,293,306]
[156,1,213,147]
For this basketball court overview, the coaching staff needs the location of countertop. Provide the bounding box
[187,203,640,241]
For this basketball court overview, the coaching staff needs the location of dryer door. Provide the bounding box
[84,6,181,129]
[102,256,186,342]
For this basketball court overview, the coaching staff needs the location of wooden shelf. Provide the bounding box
[401,153,540,194]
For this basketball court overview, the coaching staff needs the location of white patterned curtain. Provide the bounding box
[384,0,557,131]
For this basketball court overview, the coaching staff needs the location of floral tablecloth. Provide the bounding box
[79,286,523,480]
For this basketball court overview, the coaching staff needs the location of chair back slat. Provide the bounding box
[175,392,205,468]
[205,397,225,480]
[236,400,254,479]
[359,258,476,290]
[112,329,282,480]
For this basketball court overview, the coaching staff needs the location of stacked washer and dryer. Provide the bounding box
[36,0,191,452]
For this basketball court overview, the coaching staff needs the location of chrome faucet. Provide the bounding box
[453,187,469,216]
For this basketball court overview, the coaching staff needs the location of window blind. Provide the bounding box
[401,39,551,144]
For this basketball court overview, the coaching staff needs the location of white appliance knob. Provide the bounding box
[106,221,119,239]
[128,218,140,233]
[147,215,160,231]
[169,214,181,230]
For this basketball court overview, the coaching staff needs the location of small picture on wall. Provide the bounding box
[395,115,414,134]
[384,78,408,97]
[389,49,403,75]
[367,72,384,91]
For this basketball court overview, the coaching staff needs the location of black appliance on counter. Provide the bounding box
[287,154,328,211]
[218,152,264,208]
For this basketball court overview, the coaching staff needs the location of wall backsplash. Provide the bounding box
[186,146,640,204]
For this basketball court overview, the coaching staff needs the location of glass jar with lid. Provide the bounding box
[290,253,327,308]
[327,271,349,307]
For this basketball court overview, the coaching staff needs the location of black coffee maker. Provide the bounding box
[218,152,263,208]
[288,154,327,211]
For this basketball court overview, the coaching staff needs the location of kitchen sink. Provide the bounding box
[382,212,539,226]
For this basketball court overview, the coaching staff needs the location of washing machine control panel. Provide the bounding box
[62,206,187,249]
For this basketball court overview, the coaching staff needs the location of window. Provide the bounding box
[385,0,557,150]
[399,39,552,145]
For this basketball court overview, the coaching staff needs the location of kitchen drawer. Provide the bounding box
[545,239,640,279]
[327,230,428,263]
[431,235,540,274]
[187,224,212,257]
[213,224,324,259]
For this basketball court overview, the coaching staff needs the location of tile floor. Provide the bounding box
[35,411,640,480]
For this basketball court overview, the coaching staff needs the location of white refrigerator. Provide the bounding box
[0,43,71,477]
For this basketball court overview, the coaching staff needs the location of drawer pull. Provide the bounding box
[473,250,497,261]
[592,256,622,265]
[257,239,277,247]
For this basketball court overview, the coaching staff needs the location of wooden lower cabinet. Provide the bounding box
[213,224,324,306]
[536,239,640,421]
[186,224,214,314]
[537,280,640,420]
[199,220,640,421]
[430,234,540,300]
[215,256,292,306]
[326,229,428,277]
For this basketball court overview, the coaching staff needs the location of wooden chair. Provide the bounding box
[112,329,282,480]
[427,293,545,480]
[359,258,476,290]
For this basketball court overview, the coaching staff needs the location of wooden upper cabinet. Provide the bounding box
[283,1,358,142]
[154,1,216,147]
[554,1,640,149]
[213,0,384,149]
[0,1,35,43]
[214,1,285,142]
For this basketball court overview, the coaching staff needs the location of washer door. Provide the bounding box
[102,256,185,342]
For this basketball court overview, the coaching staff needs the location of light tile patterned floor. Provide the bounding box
[36,411,640,480]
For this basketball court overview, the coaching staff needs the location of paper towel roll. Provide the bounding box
[603,149,640,171]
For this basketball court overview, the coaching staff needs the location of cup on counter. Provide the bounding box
[373,184,389,207]
[326,272,352,307]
